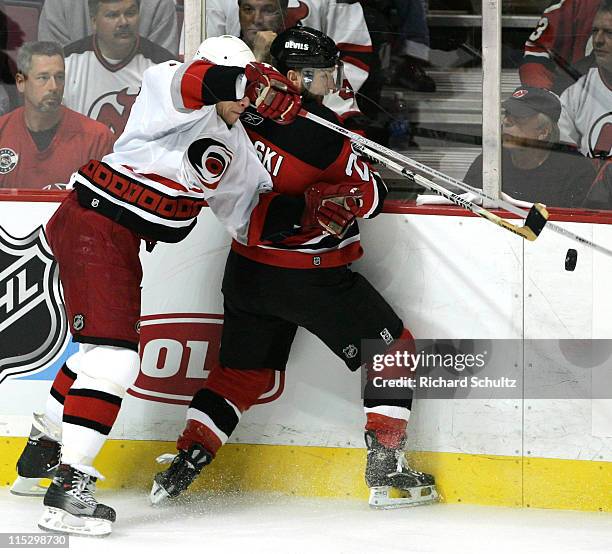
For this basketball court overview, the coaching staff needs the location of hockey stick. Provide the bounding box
[299,110,547,241]
[352,143,545,241]
[300,109,612,257]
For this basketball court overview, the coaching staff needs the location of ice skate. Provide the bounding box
[38,464,115,537]
[11,413,61,497]
[150,443,212,505]
[365,431,439,509]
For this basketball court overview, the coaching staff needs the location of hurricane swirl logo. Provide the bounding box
[185,138,233,190]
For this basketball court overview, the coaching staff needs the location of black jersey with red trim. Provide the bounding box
[235,99,388,269]
[63,35,174,136]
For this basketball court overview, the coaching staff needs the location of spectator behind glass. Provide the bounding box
[39,0,179,56]
[238,0,287,63]
[0,41,114,189]
[464,87,595,208]
[559,0,612,159]
[0,1,21,113]
[520,0,600,93]
[206,0,372,123]
[392,0,436,93]
[62,0,173,138]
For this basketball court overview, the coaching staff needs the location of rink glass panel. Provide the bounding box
[0,0,181,191]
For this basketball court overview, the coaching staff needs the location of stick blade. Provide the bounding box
[523,203,549,240]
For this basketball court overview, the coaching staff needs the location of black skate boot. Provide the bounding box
[11,414,61,497]
[38,464,116,537]
[365,431,439,508]
[150,443,212,505]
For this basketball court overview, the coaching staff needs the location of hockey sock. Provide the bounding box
[61,345,140,469]
[62,383,122,467]
[179,366,275,455]
[364,410,408,449]
[45,363,78,430]
[362,328,415,449]
[363,326,414,432]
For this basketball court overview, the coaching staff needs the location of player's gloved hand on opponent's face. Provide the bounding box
[244,62,302,124]
[303,183,364,239]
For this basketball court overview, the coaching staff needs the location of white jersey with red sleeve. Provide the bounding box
[520,0,600,89]
[71,59,272,244]
[559,67,612,158]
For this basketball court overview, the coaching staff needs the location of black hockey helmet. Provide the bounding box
[270,26,339,74]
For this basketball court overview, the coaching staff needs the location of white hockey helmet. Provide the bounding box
[193,35,255,68]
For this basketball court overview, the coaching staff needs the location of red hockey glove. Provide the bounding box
[244,62,302,124]
[303,183,364,239]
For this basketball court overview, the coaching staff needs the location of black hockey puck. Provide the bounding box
[565,248,577,271]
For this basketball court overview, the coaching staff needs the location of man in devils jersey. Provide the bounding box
[62,0,174,138]
[559,0,612,159]
[153,27,439,510]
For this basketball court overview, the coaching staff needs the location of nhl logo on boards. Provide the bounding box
[343,344,358,359]
[73,314,85,332]
[0,226,68,384]
[0,148,18,174]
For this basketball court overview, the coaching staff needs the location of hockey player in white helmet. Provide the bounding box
[13,35,301,537]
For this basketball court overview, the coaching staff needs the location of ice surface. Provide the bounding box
[1,489,611,553]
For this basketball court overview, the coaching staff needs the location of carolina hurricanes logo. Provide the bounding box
[588,112,612,158]
[88,87,138,136]
[185,138,233,190]
[285,0,309,28]
[512,89,528,99]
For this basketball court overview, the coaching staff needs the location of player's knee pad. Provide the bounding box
[204,366,275,412]
[73,345,140,398]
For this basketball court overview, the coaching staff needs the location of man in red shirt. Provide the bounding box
[0,41,114,189]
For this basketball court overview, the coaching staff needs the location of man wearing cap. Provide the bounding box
[464,86,595,208]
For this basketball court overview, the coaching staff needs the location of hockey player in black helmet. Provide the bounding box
[270,26,345,99]
[152,26,438,510]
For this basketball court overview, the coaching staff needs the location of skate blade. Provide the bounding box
[150,481,170,506]
[10,476,51,497]
[368,485,440,509]
[38,507,112,538]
